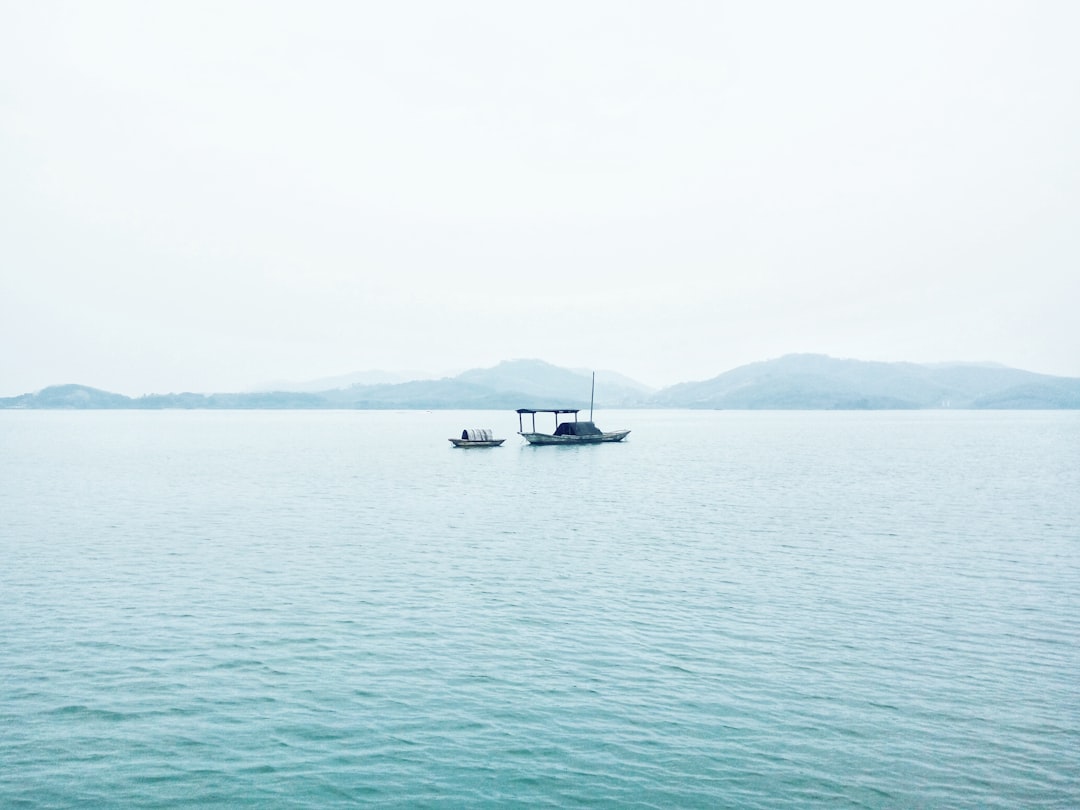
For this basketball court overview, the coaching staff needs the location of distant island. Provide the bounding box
[3,355,1080,410]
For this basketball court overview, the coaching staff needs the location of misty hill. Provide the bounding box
[243,360,651,404]
[453,360,652,406]
[316,360,650,409]
[0,384,133,409]
[651,354,1080,409]
[1,361,653,410]
[572,368,656,397]
[4,356,1079,409]
[0,385,331,410]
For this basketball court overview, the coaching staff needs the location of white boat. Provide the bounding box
[449,428,505,448]
[516,373,630,446]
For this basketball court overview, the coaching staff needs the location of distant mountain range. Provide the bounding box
[4,355,1080,409]
[650,354,1080,409]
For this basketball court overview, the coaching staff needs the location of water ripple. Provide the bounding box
[2,410,1078,807]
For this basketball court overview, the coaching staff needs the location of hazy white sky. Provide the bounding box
[2,1,1078,395]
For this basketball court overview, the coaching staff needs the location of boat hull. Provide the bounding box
[449,439,505,447]
[519,430,629,445]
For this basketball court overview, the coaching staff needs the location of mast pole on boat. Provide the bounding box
[590,372,595,421]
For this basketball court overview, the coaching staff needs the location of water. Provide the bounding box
[2,410,1078,807]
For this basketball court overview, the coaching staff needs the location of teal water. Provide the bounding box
[2,410,1078,807]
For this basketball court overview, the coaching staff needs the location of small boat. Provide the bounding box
[516,373,630,446]
[449,428,505,448]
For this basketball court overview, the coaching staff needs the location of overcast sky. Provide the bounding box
[2,1,1078,395]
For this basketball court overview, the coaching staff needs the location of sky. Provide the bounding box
[2,1,1078,396]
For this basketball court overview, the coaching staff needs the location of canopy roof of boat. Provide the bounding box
[554,420,602,436]
[515,408,580,415]
[460,428,495,441]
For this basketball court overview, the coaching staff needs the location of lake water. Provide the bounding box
[2,410,1078,807]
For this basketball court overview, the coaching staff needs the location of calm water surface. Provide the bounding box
[2,410,1078,807]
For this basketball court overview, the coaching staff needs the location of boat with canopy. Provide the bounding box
[516,373,630,445]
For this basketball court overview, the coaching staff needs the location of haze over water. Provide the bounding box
[2,410,1078,807]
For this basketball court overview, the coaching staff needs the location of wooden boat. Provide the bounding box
[449,428,505,448]
[516,409,629,444]
[516,373,630,445]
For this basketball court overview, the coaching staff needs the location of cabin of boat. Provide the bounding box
[449,428,505,448]
[515,408,629,445]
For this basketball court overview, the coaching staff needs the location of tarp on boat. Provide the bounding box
[553,420,603,436]
[461,428,495,441]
